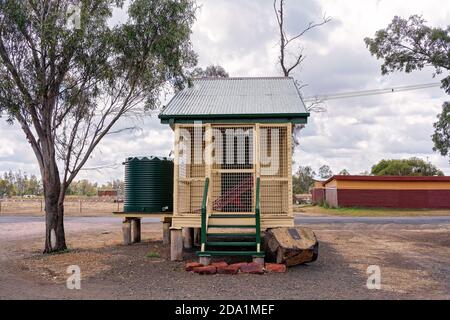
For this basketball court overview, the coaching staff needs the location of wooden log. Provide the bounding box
[170,228,183,261]
[122,218,132,245]
[131,218,141,243]
[263,227,318,266]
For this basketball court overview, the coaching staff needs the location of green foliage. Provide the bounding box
[338,169,350,175]
[365,15,450,159]
[293,166,316,194]
[0,169,123,197]
[0,170,42,197]
[191,65,229,78]
[0,0,198,184]
[364,15,450,92]
[318,165,333,179]
[146,251,160,258]
[370,157,444,176]
[65,179,98,196]
[432,102,450,158]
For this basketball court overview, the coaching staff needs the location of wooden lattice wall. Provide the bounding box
[173,123,292,217]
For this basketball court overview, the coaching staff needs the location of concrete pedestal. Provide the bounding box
[199,256,211,266]
[252,257,265,267]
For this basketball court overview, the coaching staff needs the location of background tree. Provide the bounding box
[191,65,229,78]
[66,179,98,196]
[0,170,43,196]
[371,157,444,176]
[318,164,333,179]
[273,0,331,147]
[292,166,316,194]
[0,0,197,252]
[432,102,450,159]
[338,169,350,175]
[273,0,331,78]
[365,15,450,160]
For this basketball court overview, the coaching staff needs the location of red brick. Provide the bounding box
[185,262,203,272]
[229,262,248,270]
[217,265,240,275]
[211,261,228,268]
[265,263,287,273]
[240,262,264,274]
[193,266,217,275]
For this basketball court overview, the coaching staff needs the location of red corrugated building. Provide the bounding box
[312,175,450,209]
[311,181,325,205]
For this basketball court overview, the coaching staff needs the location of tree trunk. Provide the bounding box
[42,162,67,253]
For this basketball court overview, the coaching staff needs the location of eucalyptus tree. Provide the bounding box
[0,0,197,252]
[365,15,450,161]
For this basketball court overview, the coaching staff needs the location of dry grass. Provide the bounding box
[0,198,122,216]
[295,205,450,217]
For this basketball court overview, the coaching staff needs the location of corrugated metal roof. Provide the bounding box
[159,77,309,119]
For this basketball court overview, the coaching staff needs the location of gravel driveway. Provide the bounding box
[0,215,448,299]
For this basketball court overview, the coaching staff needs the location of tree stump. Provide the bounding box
[263,227,318,266]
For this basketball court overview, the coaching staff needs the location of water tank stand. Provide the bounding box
[122,217,141,245]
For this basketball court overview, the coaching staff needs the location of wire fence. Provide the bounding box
[0,198,123,215]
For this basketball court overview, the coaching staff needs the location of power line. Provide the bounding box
[302,82,441,102]
[80,163,122,171]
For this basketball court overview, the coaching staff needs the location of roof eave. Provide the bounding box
[159,112,310,124]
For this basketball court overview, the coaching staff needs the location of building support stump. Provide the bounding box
[193,228,201,247]
[182,227,194,249]
[170,228,183,261]
[131,218,141,243]
[162,217,171,245]
[122,218,132,245]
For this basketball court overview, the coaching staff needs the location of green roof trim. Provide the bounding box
[160,116,308,125]
[158,112,309,124]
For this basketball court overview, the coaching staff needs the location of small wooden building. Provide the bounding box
[313,175,450,209]
[159,77,309,262]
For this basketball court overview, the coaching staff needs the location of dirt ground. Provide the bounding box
[0,217,448,299]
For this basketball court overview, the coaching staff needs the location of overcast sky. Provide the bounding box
[1,0,449,183]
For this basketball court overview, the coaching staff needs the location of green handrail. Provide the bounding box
[200,177,210,251]
[255,177,261,252]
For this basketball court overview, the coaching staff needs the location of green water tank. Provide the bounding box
[124,156,173,213]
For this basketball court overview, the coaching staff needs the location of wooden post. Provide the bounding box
[79,199,82,214]
[193,228,201,246]
[287,123,293,219]
[122,218,132,245]
[170,228,183,261]
[182,227,193,249]
[162,217,171,245]
[40,199,43,213]
[131,218,141,243]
